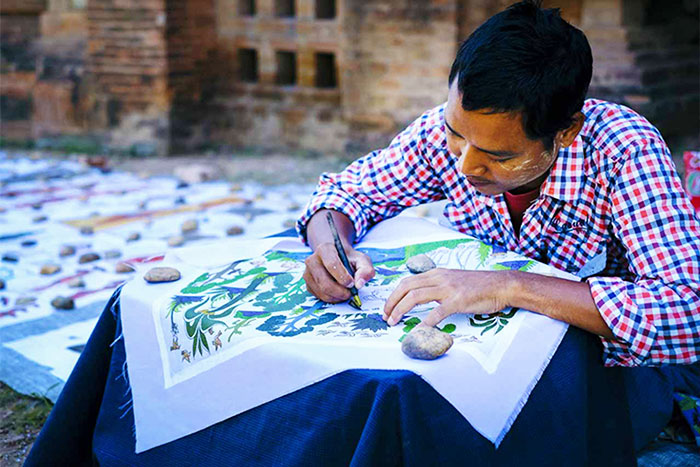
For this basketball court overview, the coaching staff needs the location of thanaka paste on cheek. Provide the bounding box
[498,143,559,187]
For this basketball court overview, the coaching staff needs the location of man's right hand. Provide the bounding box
[303,243,375,303]
[302,210,375,303]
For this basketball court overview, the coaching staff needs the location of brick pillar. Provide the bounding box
[0,1,47,142]
[86,0,169,155]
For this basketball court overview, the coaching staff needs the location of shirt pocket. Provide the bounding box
[542,220,609,276]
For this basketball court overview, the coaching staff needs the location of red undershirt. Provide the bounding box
[504,185,541,238]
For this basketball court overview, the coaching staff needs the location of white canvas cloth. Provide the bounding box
[121,217,577,453]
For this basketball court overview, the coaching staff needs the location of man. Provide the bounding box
[298,0,700,453]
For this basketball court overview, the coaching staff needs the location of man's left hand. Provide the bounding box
[382,269,511,327]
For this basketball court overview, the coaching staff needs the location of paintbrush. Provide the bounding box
[325,212,362,310]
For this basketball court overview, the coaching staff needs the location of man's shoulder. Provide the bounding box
[580,98,667,173]
[399,103,447,150]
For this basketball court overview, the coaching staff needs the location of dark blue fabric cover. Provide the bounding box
[26,289,699,466]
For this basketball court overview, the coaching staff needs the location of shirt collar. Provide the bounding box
[540,135,588,204]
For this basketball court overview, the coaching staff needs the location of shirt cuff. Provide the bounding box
[296,191,370,246]
[587,276,658,367]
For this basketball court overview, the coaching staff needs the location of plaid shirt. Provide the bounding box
[297,99,700,367]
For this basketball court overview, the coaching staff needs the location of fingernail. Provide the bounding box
[346,280,355,288]
[356,278,365,289]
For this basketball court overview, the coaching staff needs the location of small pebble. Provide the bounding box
[59,245,76,257]
[414,205,430,218]
[401,326,454,360]
[127,232,141,242]
[67,277,85,288]
[176,180,189,189]
[174,196,186,205]
[21,239,37,247]
[51,296,75,310]
[138,201,148,210]
[229,184,242,193]
[406,254,437,274]
[16,297,37,306]
[168,235,185,247]
[80,226,94,235]
[181,219,198,234]
[32,215,48,223]
[283,219,296,229]
[144,266,181,283]
[31,203,42,210]
[104,249,121,259]
[78,252,101,264]
[0,279,5,290]
[2,253,18,263]
[115,261,135,273]
[40,264,61,275]
[226,225,244,236]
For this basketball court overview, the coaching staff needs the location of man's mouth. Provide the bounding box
[467,177,492,187]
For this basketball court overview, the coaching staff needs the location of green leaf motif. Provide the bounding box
[678,395,698,411]
[440,323,456,333]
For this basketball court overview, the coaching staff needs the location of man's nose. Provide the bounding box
[457,144,487,176]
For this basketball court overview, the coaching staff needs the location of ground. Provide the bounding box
[0,383,53,466]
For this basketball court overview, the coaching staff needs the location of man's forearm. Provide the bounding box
[503,271,614,339]
[306,209,356,252]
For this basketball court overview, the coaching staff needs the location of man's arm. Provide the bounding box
[382,269,614,339]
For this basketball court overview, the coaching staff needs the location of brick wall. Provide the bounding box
[86,0,169,155]
[0,1,46,141]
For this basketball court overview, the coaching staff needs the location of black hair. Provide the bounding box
[448,0,592,148]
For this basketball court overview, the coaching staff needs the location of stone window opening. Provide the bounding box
[315,52,337,88]
[315,0,336,19]
[239,49,259,83]
[276,51,297,85]
[274,0,295,17]
[238,0,256,16]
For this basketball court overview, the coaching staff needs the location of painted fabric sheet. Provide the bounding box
[122,217,578,453]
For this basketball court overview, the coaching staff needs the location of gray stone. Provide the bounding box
[104,249,122,259]
[51,296,75,310]
[115,261,135,273]
[406,254,436,274]
[40,264,62,275]
[32,215,48,223]
[173,163,219,183]
[80,226,94,235]
[78,252,101,264]
[144,266,181,283]
[2,253,18,263]
[127,232,141,242]
[401,326,453,360]
[167,235,185,247]
[181,219,198,234]
[226,225,244,236]
[67,277,85,288]
[59,245,76,257]
[16,297,36,306]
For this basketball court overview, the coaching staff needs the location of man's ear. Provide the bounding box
[558,112,584,148]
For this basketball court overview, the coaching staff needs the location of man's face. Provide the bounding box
[444,80,558,195]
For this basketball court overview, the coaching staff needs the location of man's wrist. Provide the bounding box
[498,270,524,308]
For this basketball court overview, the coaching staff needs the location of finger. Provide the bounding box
[304,256,351,302]
[318,243,355,288]
[383,274,435,318]
[351,253,375,289]
[420,305,451,328]
[385,286,442,327]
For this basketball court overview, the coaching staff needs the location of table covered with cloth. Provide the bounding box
[25,284,700,466]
